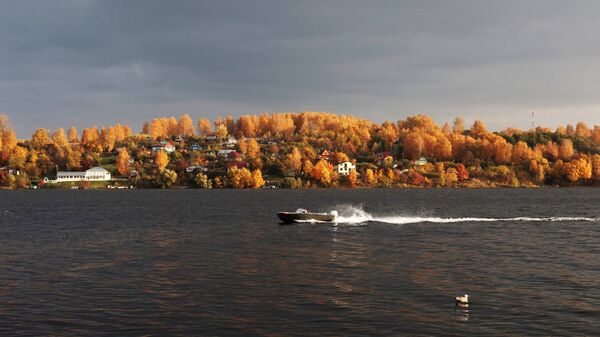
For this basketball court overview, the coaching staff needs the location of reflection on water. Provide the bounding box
[1,188,600,336]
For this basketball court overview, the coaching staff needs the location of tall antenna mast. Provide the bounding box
[531,111,535,129]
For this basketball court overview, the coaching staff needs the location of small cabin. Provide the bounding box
[335,161,356,176]
[413,157,428,166]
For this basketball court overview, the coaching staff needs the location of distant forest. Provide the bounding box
[1,112,600,189]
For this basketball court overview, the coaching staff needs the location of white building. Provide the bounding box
[336,161,356,176]
[225,136,238,145]
[55,167,112,182]
[218,149,235,158]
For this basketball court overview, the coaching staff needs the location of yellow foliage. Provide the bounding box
[178,114,195,137]
[156,150,169,171]
[364,168,377,186]
[31,128,52,149]
[251,169,265,188]
[198,118,213,136]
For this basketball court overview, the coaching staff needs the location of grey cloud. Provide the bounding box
[1,0,600,136]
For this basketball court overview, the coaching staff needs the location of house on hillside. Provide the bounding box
[218,149,236,158]
[190,143,202,151]
[49,167,111,183]
[186,165,208,173]
[224,136,238,148]
[0,166,20,176]
[319,149,336,161]
[335,161,356,176]
[413,157,428,166]
[206,133,218,142]
[152,141,176,153]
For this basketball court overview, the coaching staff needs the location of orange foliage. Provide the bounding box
[286,147,302,172]
[558,139,574,160]
[469,120,487,138]
[178,114,195,137]
[198,118,213,136]
[311,159,335,186]
[511,141,533,166]
[52,128,68,147]
[116,149,131,175]
[456,164,469,181]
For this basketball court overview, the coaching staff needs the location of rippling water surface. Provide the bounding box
[1,188,600,336]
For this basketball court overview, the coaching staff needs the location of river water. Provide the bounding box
[1,189,599,336]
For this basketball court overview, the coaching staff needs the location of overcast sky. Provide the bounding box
[2,0,600,136]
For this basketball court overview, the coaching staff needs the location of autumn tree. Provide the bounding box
[453,117,464,134]
[9,146,28,169]
[445,168,458,186]
[592,154,600,181]
[402,133,424,160]
[81,127,100,148]
[66,149,82,170]
[364,168,377,186]
[511,141,533,166]
[148,119,166,139]
[195,173,212,188]
[216,124,228,139]
[1,129,16,152]
[116,149,131,175]
[0,114,10,133]
[31,129,52,149]
[178,114,195,137]
[236,115,257,138]
[491,136,512,164]
[67,127,78,143]
[335,152,350,164]
[302,160,314,178]
[558,139,574,160]
[159,169,177,188]
[347,170,358,187]
[100,127,117,152]
[310,159,335,187]
[0,114,14,151]
[198,118,213,136]
[156,150,169,171]
[564,155,592,183]
[456,164,469,181]
[246,139,260,159]
[435,162,446,186]
[228,167,254,188]
[470,120,487,139]
[251,169,265,188]
[529,159,547,184]
[575,122,591,138]
[285,147,302,172]
[167,117,178,136]
[52,128,68,147]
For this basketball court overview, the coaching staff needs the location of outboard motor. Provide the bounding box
[330,211,338,220]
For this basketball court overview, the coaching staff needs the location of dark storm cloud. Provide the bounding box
[1,0,600,135]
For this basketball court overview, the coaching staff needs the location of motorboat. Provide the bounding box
[277,208,337,224]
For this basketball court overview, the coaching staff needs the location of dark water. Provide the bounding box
[1,189,600,336]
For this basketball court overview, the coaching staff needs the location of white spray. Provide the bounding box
[329,205,600,225]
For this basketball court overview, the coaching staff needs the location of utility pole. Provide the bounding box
[531,111,535,129]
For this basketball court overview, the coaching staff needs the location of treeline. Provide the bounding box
[1,112,600,189]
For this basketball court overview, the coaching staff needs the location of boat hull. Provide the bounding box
[277,212,336,223]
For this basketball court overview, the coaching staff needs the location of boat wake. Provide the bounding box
[331,205,600,225]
